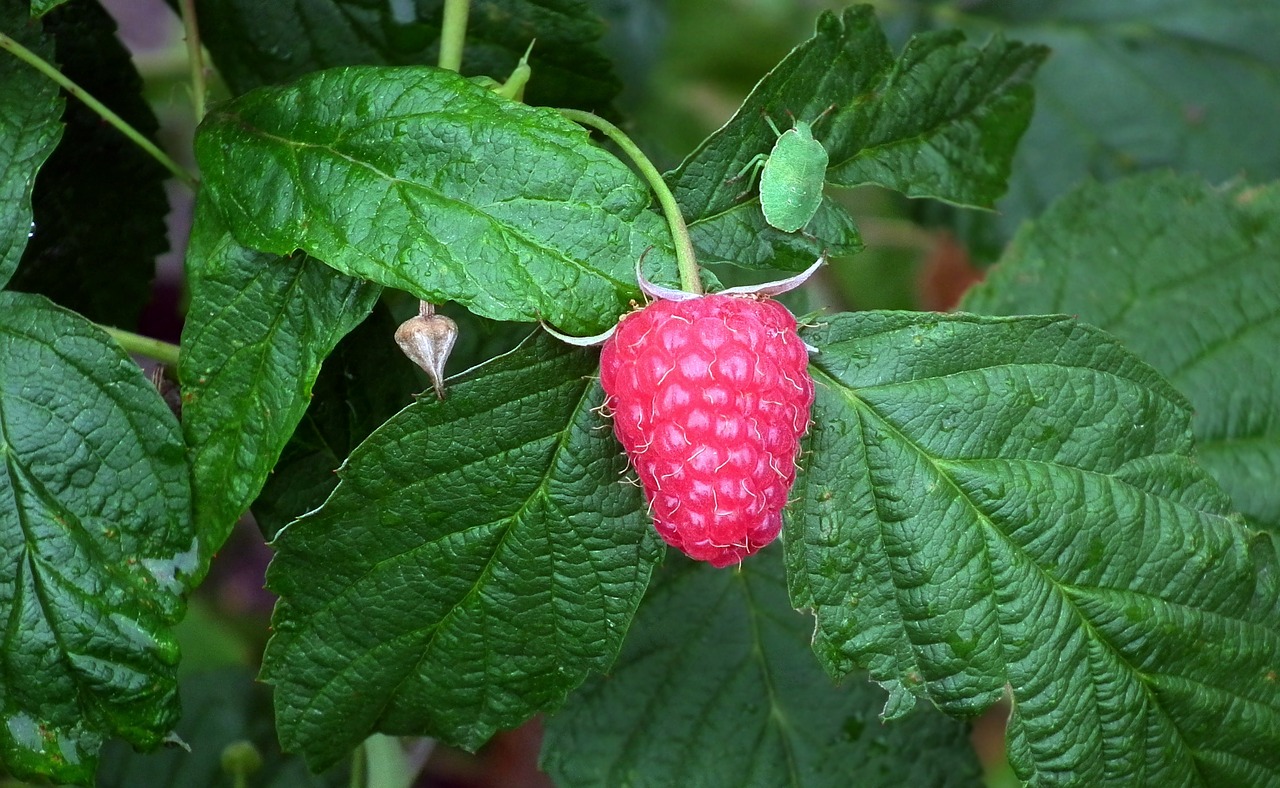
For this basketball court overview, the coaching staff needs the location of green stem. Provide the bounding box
[429,0,470,322]
[438,0,470,72]
[0,32,198,190]
[558,109,702,294]
[178,0,207,121]
[349,740,366,788]
[101,327,181,366]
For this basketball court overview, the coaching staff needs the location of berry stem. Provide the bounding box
[100,326,181,365]
[0,32,198,191]
[557,109,703,295]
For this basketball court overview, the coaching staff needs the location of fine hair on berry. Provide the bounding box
[599,293,814,567]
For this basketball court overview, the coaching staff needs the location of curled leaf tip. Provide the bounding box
[719,253,827,297]
[541,320,616,347]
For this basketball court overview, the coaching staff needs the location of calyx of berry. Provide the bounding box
[541,253,826,346]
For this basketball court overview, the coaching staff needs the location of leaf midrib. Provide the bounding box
[280,368,598,745]
[218,116,637,299]
[819,366,1214,782]
[384,372,601,739]
[738,570,803,786]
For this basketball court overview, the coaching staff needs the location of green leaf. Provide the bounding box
[667,7,876,271]
[9,1,169,328]
[541,549,984,787]
[262,334,662,769]
[821,30,1046,207]
[963,173,1280,533]
[28,0,68,17]
[0,0,62,288]
[97,667,349,788]
[667,6,1044,271]
[789,310,1280,785]
[251,303,421,540]
[179,199,380,567]
[687,194,863,273]
[0,291,194,785]
[191,0,620,109]
[196,66,675,336]
[921,1,1280,239]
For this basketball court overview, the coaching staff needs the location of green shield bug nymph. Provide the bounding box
[734,106,835,233]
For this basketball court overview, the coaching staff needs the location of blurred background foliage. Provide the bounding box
[71,0,1280,785]
[608,0,1280,311]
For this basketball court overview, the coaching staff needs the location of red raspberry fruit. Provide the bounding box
[599,294,814,567]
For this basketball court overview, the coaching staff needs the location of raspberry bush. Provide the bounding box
[2,1,1278,786]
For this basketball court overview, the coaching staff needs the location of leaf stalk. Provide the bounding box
[557,109,703,295]
[0,31,199,190]
[101,326,181,365]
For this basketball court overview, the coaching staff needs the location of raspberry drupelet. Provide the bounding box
[599,294,814,567]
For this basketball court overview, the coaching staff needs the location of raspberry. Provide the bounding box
[599,294,814,567]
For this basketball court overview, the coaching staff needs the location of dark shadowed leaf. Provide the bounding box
[179,199,379,567]
[97,668,349,788]
[0,291,194,784]
[262,334,662,769]
[0,0,62,287]
[251,303,421,540]
[9,1,169,328]
[963,173,1280,533]
[788,311,1280,785]
[542,549,984,787]
[196,66,676,336]
[191,0,620,110]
